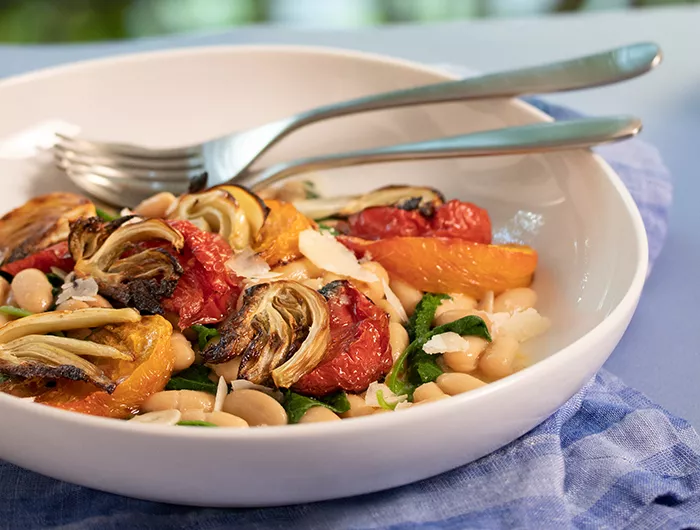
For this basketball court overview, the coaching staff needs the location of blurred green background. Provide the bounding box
[0,0,696,43]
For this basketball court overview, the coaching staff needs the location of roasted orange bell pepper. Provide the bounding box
[253,200,315,267]
[340,236,537,298]
[35,316,175,418]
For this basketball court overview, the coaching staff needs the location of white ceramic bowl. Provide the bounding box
[0,45,647,507]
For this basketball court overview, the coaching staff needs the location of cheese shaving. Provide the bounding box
[298,229,378,283]
[364,381,407,408]
[55,276,99,305]
[422,332,471,354]
[489,308,551,342]
[382,279,408,323]
[214,376,228,412]
[225,247,281,280]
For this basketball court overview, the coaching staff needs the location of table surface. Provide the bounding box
[0,6,698,424]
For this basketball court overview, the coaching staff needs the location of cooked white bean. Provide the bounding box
[377,299,402,323]
[478,291,495,313]
[210,357,242,383]
[442,337,489,373]
[433,309,493,331]
[389,278,423,316]
[301,278,324,291]
[272,258,322,281]
[133,191,176,218]
[180,409,249,428]
[493,288,537,313]
[222,389,287,426]
[56,299,90,311]
[0,276,10,305]
[86,295,113,308]
[11,268,53,313]
[479,335,519,380]
[170,331,195,372]
[433,294,478,323]
[141,390,215,414]
[389,322,409,361]
[299,406,341,423]
[340,394,375,418]
[359,261,389,304]
[436,372,487,395]
[413,382,446,402]
[413,395,449,406]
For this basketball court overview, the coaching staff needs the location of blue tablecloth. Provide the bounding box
[0,97,692,530]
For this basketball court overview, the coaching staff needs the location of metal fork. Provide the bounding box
[65,115,642,206]
[53,43,660,202]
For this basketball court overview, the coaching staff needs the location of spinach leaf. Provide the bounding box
[283,390,351,424]
[95,208,119,222]
[0,374,9,384]
[45,273,64,288]
[405,293,450,341]
[166,364,218,394]
[0,306,32,318]
[318,223,340,237]
[408,352,443,386]
[177,420,217,427]
[303,180,321,199]
[387,314,491,396]
[191,324,219,350]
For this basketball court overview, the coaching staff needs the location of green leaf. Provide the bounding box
[318,223,340,237]
[405,293,450,341]
[282,390,351,424]
[96,208,119,222]
[165,364,218,394]
[387,314,491,396]
[0,306,32,318]
[190,324,219,350]
[0,374,9,384]
[409,352,443,385]
[177,420,217,427]
[45,273,64,288]
[376,389,397,411]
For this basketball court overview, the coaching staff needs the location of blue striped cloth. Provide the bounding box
[0,101,691,530]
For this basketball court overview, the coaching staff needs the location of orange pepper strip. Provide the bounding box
[253,199,315,267]
[340,236,538,298]
[35,316,175,419]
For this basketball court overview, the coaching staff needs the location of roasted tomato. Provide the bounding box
[163,220,242,328]
[340,236,537,298]
[253,200,315,267]
[1,241,74,276]
[33,315,175,419]
[347,200,492,244]
[295,280,391,396]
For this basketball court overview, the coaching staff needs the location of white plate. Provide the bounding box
[0,45,647,507]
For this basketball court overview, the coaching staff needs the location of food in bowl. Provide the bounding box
[0,181,549,428]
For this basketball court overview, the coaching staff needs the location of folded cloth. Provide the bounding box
[0,101,689,530]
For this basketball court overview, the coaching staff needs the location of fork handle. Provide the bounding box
[236,116,641,190]
[289,43,659,130]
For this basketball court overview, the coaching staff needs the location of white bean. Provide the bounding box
[210,357,242,383]
[222,389,287,426]
[389,278,423,316]
[180,410,249,428]
[11,268,53,313]
[479,335,520,380]
[0,276,10,305]
[442,336,489,373]
[298,407,341,423]
[436,372,487,395]
[433,294,478,324]
[170,331,195,372]
[56,299,90,311]
[389,322,409,361]
[413,382,446,402]
[493,288,537,313]
[141,390,215,414]
[340,394,375,418]
[272,258,323,281]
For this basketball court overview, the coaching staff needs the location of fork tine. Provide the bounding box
[58,158,201,182]
[56,133,201,160]
[54,143,204,171]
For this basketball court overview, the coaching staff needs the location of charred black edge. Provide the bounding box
[318,279,352,300]
[189,172,208,193]
[0,361,116,393]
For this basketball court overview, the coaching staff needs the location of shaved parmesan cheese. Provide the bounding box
[489,308,551,342]
[55,276,99,305]
[382,279,408,323]
[299,229,377,283]
[394,401,413,411]
[364,381,407,408]
[422,332,471,354]
[226,247,281,280]
[230,380,283,402]
[214,376,228,412]
[120,207,135,217]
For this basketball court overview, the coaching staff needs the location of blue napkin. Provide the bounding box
[0,101,690,530]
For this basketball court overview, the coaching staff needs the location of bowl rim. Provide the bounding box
[0,43,649,440]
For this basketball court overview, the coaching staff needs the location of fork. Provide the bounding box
[66,115,642,207]
[53,43,660,203]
